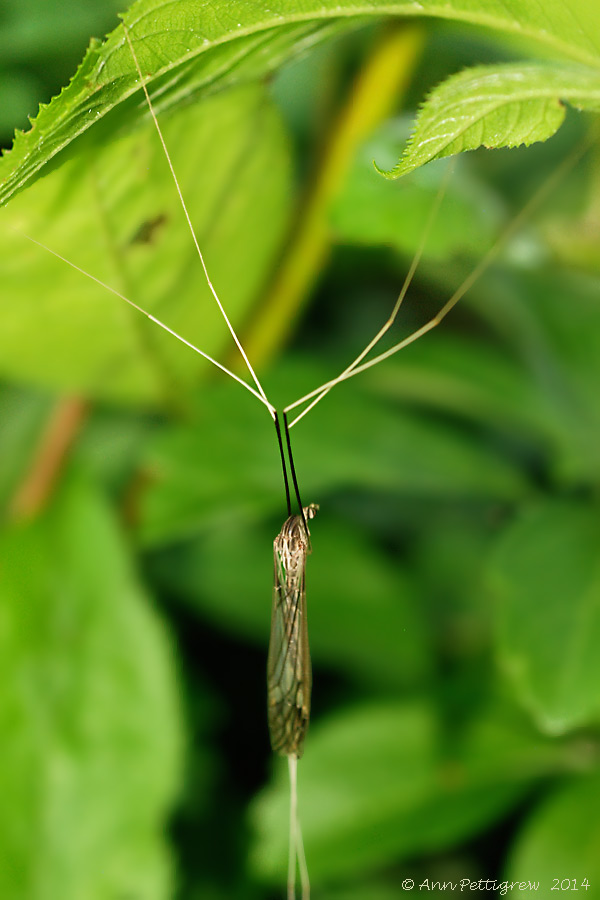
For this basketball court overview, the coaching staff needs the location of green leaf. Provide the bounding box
[0,83,291,404]
[1,1,599,408]
[365,258,600,487]
[368,335,555,445]
[489,499,600,734]
[507,268,600,486]
[410,509,498,662]
[0,474,183,899]
[332,119,504,260]
[394,702,570,859]
[2,0,600,206]
[249,700,566,886]
[378,62,600,178]
[506,774,600,893]
[250,703,438,884]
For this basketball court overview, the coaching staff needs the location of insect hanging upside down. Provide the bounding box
[268,503,319,759]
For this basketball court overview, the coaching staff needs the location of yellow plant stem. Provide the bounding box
[242,23,425,368]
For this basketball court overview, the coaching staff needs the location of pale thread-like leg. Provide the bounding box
[287,755,310,899]
[286,162,453,429]
[284,138,589,430]
[288,755,299,900]
[17,26,278,420]
[297,813,310,900]
[122,22,272,410]
[17,232,274,414]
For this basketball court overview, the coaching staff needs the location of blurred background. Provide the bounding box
[1,2,600,898]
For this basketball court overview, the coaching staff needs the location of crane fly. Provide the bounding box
[7,10,590,900]
[268,499,318,759]
[269,410,317,899]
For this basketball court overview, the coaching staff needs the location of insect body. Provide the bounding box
[268,504,318,759]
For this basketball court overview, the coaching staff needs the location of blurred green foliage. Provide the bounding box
[1,1,600,899]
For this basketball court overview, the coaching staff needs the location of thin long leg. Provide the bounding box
[288,755,299,900]
[296,807,310,900]
[18,231,276,415]
[285,137,591,429]
[285,161,453,428]
[122,22,271,408]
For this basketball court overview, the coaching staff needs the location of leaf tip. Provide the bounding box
[372,157,404,180]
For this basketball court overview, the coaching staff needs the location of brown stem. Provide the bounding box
[9,396,89,522]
